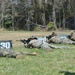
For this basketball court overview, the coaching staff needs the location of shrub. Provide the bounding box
[47,22,57,30]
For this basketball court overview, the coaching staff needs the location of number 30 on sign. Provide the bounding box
[0,40,12,49]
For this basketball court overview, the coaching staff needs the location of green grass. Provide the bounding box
[0,31,75,75]
[0,46,75,75]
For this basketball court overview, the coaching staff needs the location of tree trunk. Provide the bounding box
[58,12,61,29]
[43,1,46,25]
[26,13,30,31]
[62,0,66,30]
[74,0,75,29]
[12,3,15,31]
[1,1,5,31]
[52,0,56,27]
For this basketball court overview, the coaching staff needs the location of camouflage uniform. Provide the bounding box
[20,34,68,50]
[48,34,75,44]
[0,49,24,58]
[25,39,68,50]
[70,31,75,41]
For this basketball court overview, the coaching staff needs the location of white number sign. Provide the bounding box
[0,40,12,49]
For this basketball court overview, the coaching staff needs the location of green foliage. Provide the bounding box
[34,25,41,31]
[4,17,12,29]
[47,22,57,30]
[5,21,12,25]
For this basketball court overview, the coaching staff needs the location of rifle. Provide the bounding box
[16,39,32,48]
[16,36,37,44]
[16,39,28,44]
[16,52,37,59]
[25,52,37,56]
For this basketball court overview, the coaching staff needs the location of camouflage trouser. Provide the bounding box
[0,49,24,58]
[40,43,68,50]
[48,36,75,44]
[23,39,68,50]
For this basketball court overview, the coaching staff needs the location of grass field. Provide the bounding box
[0,30,75,75]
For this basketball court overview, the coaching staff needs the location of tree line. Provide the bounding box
[0,0,75,31]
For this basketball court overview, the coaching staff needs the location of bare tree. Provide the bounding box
[11,0,16,31]
[52,0,56,27]
[62,0,66,30]
[1,1,5,30]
